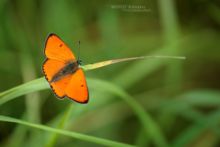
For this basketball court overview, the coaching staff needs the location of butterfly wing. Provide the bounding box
[65,68,89,103]
[43,33,76,98]
[44,33,76,62]
[43,59,72,98]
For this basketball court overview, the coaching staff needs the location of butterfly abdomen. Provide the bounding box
[50,61,78,83]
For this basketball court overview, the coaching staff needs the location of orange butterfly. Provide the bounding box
[42,33,89,103]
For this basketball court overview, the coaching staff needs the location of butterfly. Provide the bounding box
[42,33,89,103]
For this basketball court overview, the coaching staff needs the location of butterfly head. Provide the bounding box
[77,59,83,65]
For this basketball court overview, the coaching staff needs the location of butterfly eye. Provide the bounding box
[77,59,83,65]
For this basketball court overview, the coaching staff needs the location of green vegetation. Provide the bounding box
[0,0,220,146]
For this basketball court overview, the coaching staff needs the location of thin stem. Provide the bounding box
[82,55,186,71]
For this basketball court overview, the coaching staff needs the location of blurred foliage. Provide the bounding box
[0,0,220,147]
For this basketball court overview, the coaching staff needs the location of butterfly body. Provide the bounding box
[50,60,78,83]
[43,34,89,103]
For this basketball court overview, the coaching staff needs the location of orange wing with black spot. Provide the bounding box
[44,34,76,62]
[65,68,89,103]
[43,59,72,98]
[42,33,89,103]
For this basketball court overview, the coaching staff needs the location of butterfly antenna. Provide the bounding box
[76,40,82,65]
[77,40,80,61]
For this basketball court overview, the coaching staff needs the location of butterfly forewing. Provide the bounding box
[44,34,76,62]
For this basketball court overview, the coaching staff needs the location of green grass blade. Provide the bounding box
[89,78,168,147]
[83,55,185,71]
[172,109,220,147]
[0,77,48,105]
[45,104,73,147]
[0,115,135,147]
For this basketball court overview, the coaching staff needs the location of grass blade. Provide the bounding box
[0,115,135,147]
[83,55,185,71]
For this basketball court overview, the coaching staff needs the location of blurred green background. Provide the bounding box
[0,0,220,147]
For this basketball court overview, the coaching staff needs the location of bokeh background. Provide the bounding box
[0,0,220,147]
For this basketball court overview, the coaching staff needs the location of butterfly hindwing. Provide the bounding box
[65,68,89,103]
[43,59,72,98]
